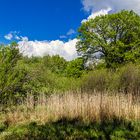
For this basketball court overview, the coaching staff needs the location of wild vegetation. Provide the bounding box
[0,10,140,139]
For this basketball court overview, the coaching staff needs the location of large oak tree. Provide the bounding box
[76,10,140,68]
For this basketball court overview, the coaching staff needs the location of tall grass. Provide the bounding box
[1,91,139,126]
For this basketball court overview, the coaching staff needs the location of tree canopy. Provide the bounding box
[65,58,84,78]
[76,10,140,68]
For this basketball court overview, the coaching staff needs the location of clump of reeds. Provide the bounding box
[1,91,140,125]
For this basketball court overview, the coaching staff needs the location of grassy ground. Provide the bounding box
[0,118,140,140]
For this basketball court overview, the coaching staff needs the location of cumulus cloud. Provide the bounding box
[20,36,29,41]
[18,38,78,61]
[82,7,112,23]
[82,0,140,14]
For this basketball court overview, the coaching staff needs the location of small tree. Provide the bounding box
[0,44,28,104]
[77,10,140,68]
[43,55,67,74]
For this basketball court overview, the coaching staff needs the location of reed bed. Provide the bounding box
[0,92,140,125]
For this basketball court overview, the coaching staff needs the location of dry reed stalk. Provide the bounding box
[0,91,140,125]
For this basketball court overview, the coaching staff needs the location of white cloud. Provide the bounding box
[20,36,29,41]
[82,0,140,14]
[67,29,76,36]
[4,31,21,41]
[18,38,78,61]
[59,35,67,39]
[59,29,76,39]
[4,33,13,40]
[82,7,112,23]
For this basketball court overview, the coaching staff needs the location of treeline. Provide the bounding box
[0,44,85,105]
[1,45,140,105]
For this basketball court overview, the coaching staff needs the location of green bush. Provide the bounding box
[81,69,110,92]
[81,63,140,96]
[65,58,85,78]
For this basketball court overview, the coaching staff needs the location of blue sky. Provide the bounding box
[1,0,140,60]
[0,0,87,42]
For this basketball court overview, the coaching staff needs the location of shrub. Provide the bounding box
[65,58,85,78]
[81,69,110,92]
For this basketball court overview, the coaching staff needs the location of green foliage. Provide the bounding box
[65,58,85,78]
[0,119,139,140]
[81,69,110,92]
[0,45,28,104]
[42,55,67,74]
[81,63,140,95]
[10,41,18,47]
[19,56,81,94]
[77,10,140,68]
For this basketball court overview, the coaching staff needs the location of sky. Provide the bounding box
[1,0,85,41]
[1,0,140,60]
